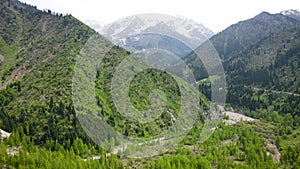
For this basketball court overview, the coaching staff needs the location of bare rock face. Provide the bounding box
[0,129,10,139]
[223,111,255,125]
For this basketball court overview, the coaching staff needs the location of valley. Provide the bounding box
[0,0,300,168]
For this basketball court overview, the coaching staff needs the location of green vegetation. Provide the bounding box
[0,129,124,169]
[95,48,208,138]
[0,0,97,144]
[221,19,300,169]
[0,120,282,169]
[225,26,300,93]
[0,0,300,168]
[184,10,300,168]
[210,11,300,60]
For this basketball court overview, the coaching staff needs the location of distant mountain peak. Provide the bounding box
[280,9,300,21]
[202,10,300,60]
[175,15,215,35]
[259,11,272,15]
[281,9,300,16]
[86,15,214,40]
[91,14,215,58]
[83,20,105,32]
[253,11,274,20]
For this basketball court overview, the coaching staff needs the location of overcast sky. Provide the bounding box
[20,0,299,33]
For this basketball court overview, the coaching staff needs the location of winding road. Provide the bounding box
[252,87,300,97]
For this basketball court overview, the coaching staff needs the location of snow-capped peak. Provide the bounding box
[84,20,105,32]
[175,15,214,37]
[99,14,215,43]
[280,9,300,16]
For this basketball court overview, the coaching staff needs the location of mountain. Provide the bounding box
[221,27,300,162]
[211,11,300,95]
[0,0,206,151]
[97,14,214,58]
[190,14,300,167]
[0,1,137,167]
[0,0,215,163]
[211,11,300,60]
[1,1,300,168]
[225,26,300,91]
[0,0,97,144]
[184,11,300,80]
[84,19,105,32]
[281,9,300,21]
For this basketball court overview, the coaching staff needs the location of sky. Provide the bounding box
[20,0,300,33]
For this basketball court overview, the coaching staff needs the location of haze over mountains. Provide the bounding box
[1,0,300,168]
[85,10,300,60]
[85,15,214,58]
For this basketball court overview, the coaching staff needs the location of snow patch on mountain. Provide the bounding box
[281,9,300,16]
[96,14,214,50]
[84,20,105,32]
[99,14,214,41]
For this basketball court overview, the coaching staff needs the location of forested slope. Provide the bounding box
[0,0,99,145]
[0,0,300,168]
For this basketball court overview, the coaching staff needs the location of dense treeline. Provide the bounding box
[1,0,300,168]
[0,128,124,169]
[222,26,300,169]
[0,119,282,168]
[0,0,98,147]
[225,26,300,93]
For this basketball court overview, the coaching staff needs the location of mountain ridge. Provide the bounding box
[0,0,98,145]
[183,10,300,80]
[90,14,214,58]
[209,11,300,60]
[1,1,300,168]
[281,9,300,20]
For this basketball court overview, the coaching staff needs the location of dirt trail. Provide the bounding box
[223,111,255,125]
[218,106,255,125]
[0,54,5,62]
[266,140,281,164]
[253,87,300,97]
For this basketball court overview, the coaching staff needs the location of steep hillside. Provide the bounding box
[0,0,206,148]
[211,11,300,60]
[281,9,300,21]
[224,26,300,117]
[0,0,97,144]
[1,1,300,168]
[225,26,300,92]
[221,26,300,167]
[184,11,300,81]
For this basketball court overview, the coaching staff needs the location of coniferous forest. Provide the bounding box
[0,0,300,168]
